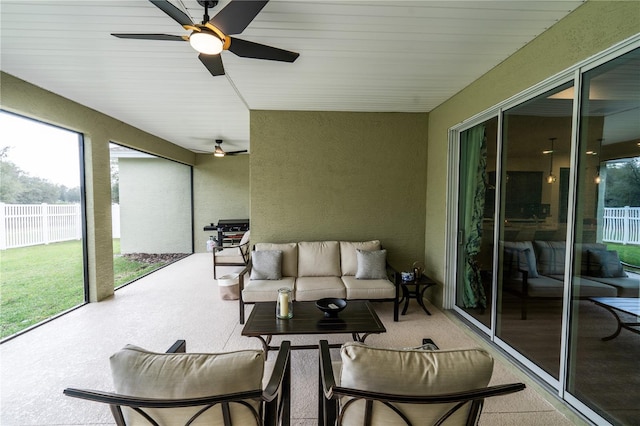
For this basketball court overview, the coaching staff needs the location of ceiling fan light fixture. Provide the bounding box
[190,30,223,55]
[214,146,225,157]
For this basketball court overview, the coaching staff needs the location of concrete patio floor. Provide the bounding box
[0,253,587,425]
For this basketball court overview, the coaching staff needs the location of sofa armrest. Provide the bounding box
[238,261,252,292]
[386,263,401,322]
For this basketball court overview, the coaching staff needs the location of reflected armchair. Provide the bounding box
[318,340,525,425]
[64,339,291,426]
[214,230,251,279]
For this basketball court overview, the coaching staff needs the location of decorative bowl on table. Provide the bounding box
[401,271,415,282]
[316,298,347,318]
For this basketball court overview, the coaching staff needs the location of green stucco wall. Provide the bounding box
[194,153,250,253]
[425,1,640,306]
[250,110,428,270]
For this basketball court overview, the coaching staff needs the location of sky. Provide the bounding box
[0,111,81,188]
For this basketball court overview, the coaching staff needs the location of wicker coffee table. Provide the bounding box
[241,300,386,356]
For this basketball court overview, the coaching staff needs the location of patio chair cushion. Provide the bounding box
[339,240,381,276]
[110,344,264,426]
[239,230,251,256]
[339,342,493,425]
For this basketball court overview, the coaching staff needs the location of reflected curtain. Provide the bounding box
[460,125,487,309]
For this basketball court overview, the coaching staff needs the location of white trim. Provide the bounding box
[444,128,460,310]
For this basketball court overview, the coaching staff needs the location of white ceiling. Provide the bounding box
[1,0,585,154]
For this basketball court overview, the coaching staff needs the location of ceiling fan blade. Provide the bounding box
[111,33,186,41]
[199,53,225,76]
[228,38,299,62]
[227,150,248,155]
[209,0,269,35]
[149,0,193,27]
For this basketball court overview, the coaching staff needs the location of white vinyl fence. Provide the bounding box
[1,203,121,250]
[602,206,640,246]
[1,204,638,249]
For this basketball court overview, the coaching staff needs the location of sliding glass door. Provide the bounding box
[567,47,640,426]
[453,45,640,425]
[497,82,574,381]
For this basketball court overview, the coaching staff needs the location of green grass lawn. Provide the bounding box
[606,243,640,269]
[1,240,170,339]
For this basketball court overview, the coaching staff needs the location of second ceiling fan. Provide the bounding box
[213,140,247,157]
[112,0,299,76]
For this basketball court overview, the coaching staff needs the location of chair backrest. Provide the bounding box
[239,230,251,256]
[319,340,525,426]
[65,340,291,426]
[110,345,265,425]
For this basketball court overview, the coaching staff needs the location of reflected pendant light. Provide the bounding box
[546,137,557,184]
[594,138,603,184]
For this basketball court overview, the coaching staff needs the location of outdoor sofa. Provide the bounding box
[238,240,400,323]
[503,240,639,319]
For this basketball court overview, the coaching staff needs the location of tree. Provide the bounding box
[604,158,640,207]
[0,147,81,204]
[111,158,119,203]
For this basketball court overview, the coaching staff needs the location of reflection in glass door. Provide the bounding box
[568,47,640,426]
[453,42,640,425]
[497,82,574,380]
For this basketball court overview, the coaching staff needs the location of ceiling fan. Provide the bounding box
[212,139,247,157]
[111,0,299,76]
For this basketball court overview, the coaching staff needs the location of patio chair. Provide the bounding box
[214,230,251,279]
[64,339,291,426]
[318,340,525,425]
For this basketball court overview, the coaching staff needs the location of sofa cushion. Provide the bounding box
[242,277,296,303]
[588,249,626,278]
[577,243,607,275]
[355,249,387,279]
[295,276,346,301]
[340,240,381,276]
[504,241,538,278]
[339,342,493,425]
[250,250,282,280]
[506,274,617,298]
[110,344,264,426]
[503,247,534,280]
[342,276,395,299]
[298,241,341,277]
[534,241,566,275]
[255,243,298,277]
[584,272,639,297]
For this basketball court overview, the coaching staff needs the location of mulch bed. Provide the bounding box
[121,253,189,264]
